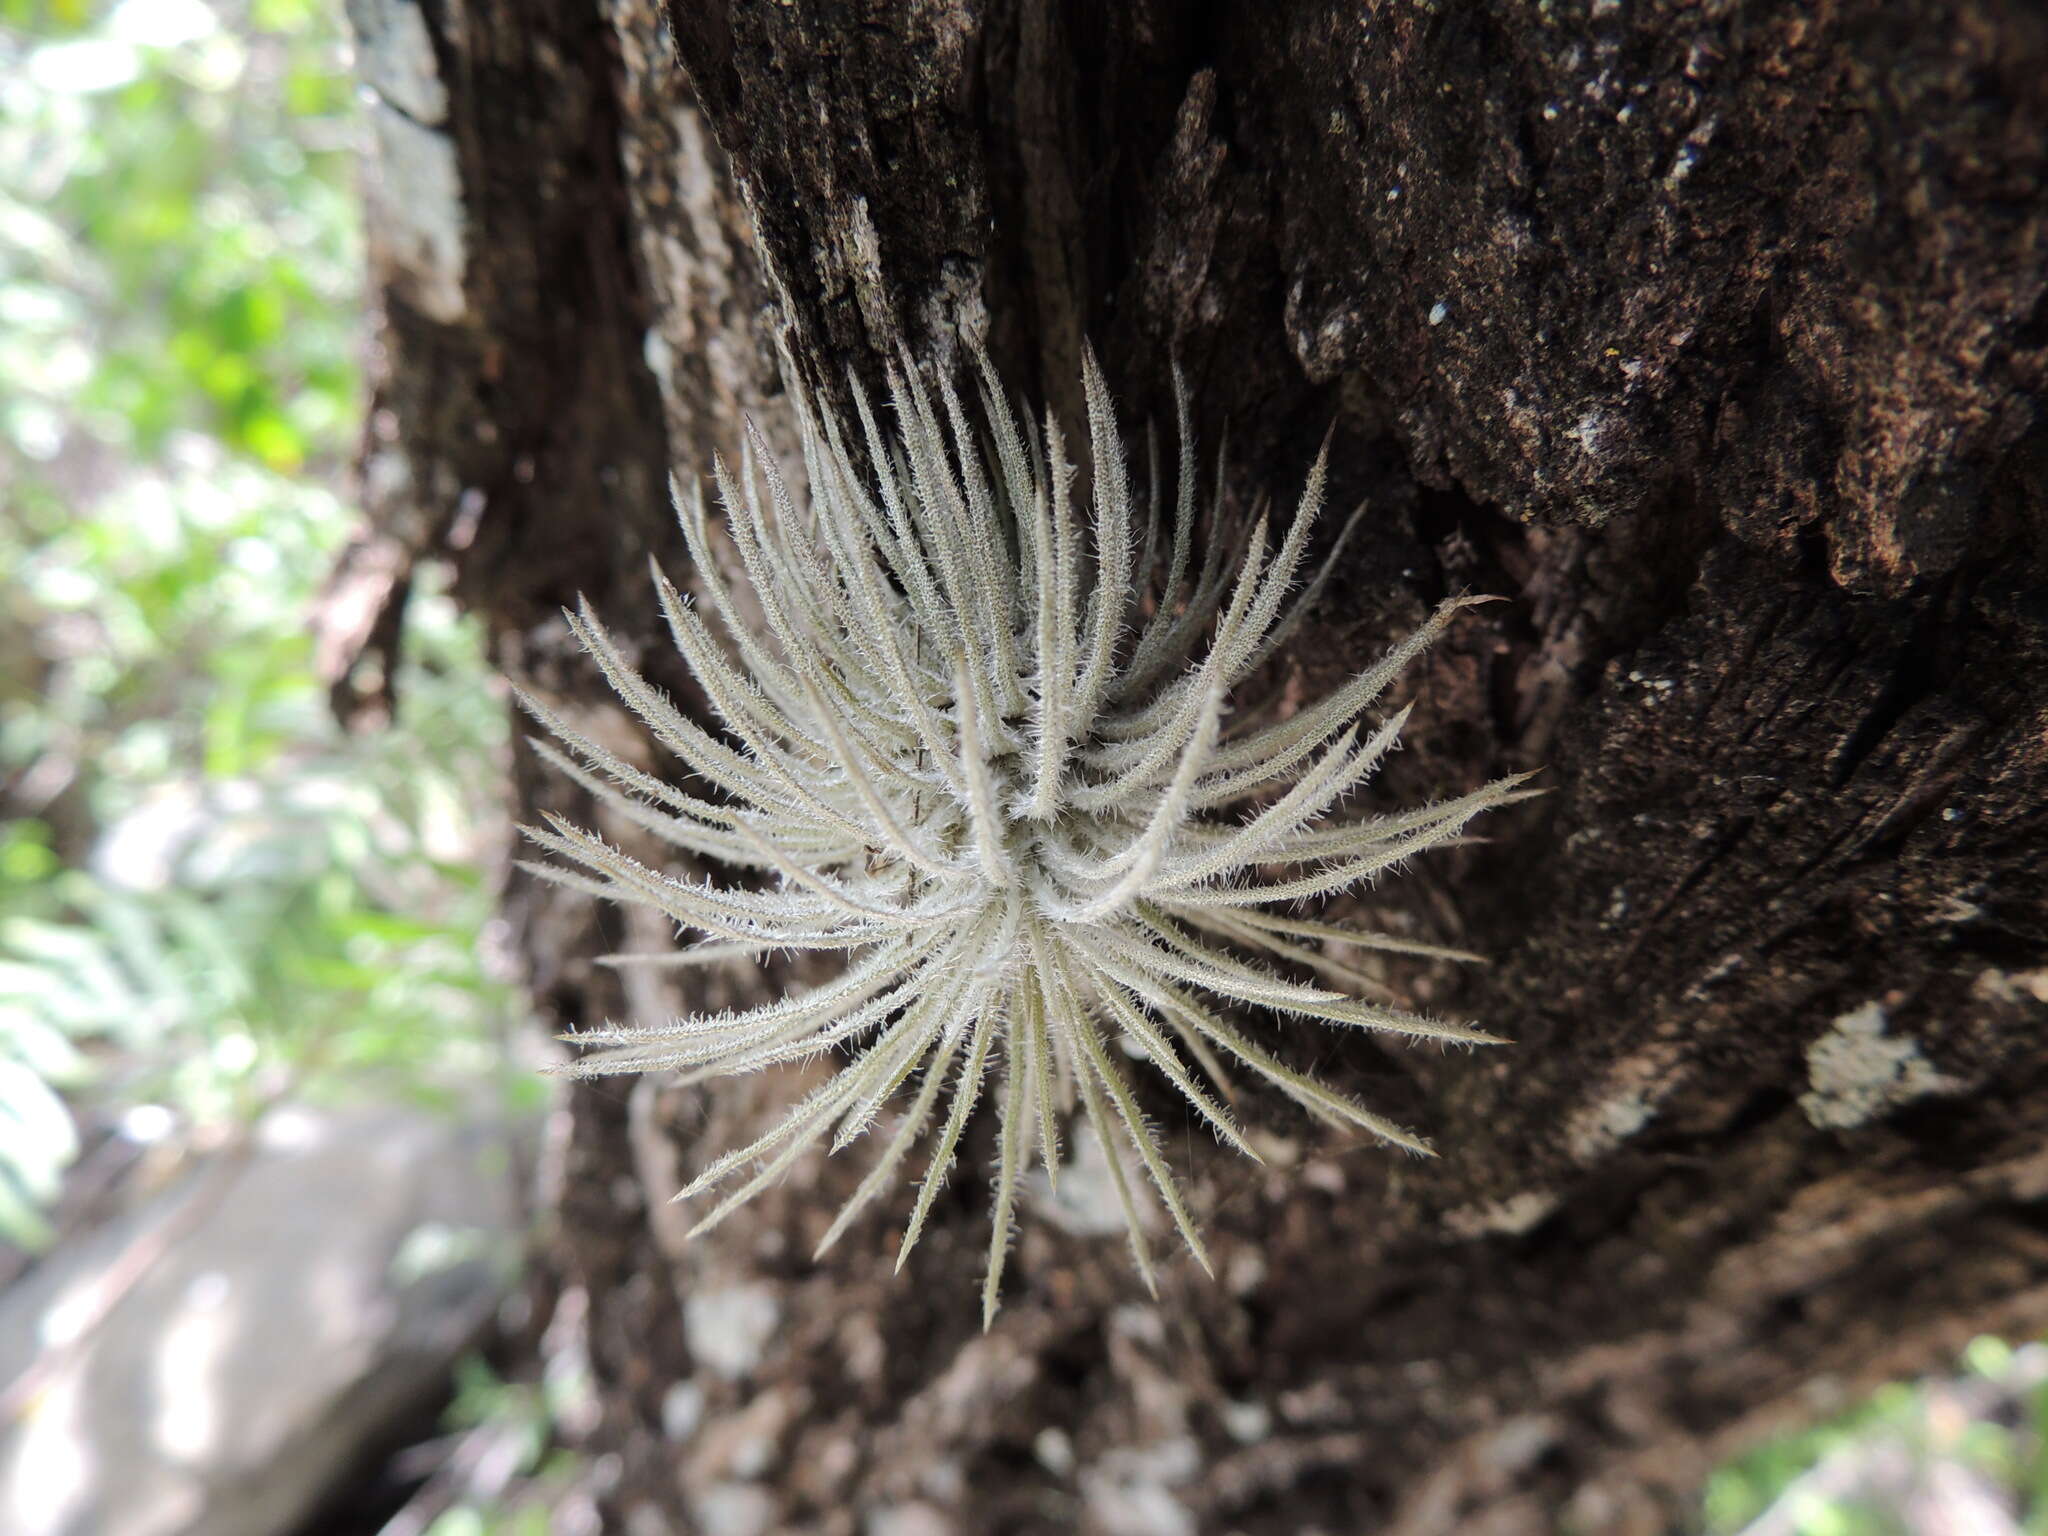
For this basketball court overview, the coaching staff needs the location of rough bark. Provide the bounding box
[338,1,2048,1530]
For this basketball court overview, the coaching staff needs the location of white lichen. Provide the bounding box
[683,1283,781,1381]
[1799,1000,1961,1130]
[1444,1189,1559,1239]
[521,344,1529,1321]
[1563,1043,1679,1162]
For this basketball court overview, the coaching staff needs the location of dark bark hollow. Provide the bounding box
[339,0,2048,1529]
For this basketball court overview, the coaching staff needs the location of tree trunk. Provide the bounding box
[337,0,2048,1529]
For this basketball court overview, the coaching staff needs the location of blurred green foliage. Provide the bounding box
[0,0,517,1251]
[1700,1336,2048,1535]
[1,0,359,469]
[416,1355,589,1536]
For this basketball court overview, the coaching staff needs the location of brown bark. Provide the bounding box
[340,1,2048,1530]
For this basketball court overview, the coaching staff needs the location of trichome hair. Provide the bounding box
[518,343,1530,1325]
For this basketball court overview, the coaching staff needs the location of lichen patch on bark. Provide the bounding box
[1799,1000,1965,1130]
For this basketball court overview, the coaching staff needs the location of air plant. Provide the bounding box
[517,343,1530,1324]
